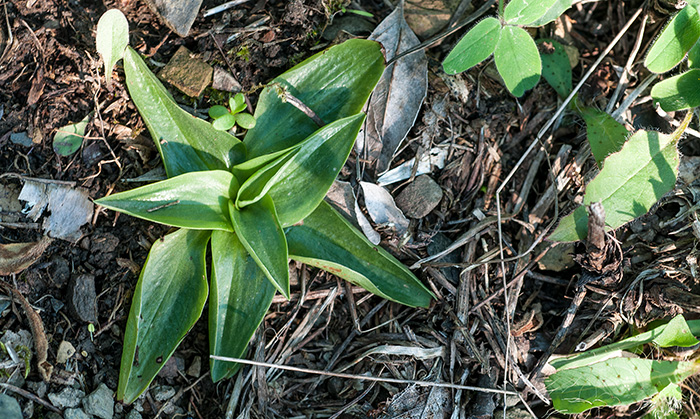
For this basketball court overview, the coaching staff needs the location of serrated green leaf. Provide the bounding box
[442,17,501,75]
[653,314,700,348]
[212,113,236,131]
[527,0,575,26]
[244,39,384,158]
[546,357,700,414]
[123,47,244,177]
[285,201,434,307]
[237,114,364,227]
[645,5,700,73]
[96,9,129,88]
[230,93,247,114]
[117,229,210,404]
[577,105,628,167]
[549,128,680,242]
[235,113,256,129]
[651,68,700,111]
[229,196,289,298]
[95,170,238,231]
[209,230,275,382]
[494,26,541,97]
[504,0,559,26]
[538,38,572,98]
[53,113,92,156]
[208,105,229,119]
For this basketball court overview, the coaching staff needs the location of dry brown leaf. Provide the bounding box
[0,236,53,276]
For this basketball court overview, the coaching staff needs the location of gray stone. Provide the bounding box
[9,132,32,147]
[126,410,142,419]
[0,394,22,419]
[64,408,92,419]
[27,381,47,398]
[151,385,176,402]
[212,67,241,93]
[82,383,114,419]
[394,175,443,218]
[66,274,97,323]
[48,387,85,409]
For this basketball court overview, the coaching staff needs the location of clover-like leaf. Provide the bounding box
[53,113,92,156]
[244,39,385,158]
[123,47,244,177]
[95,170,238,231]
[208,105,229,119]
[645,5,700,73]
[96,9,129,88]
[442,17,501,75]
[118,229,210,404]
[527,0,575,26]
[229,93,247,114]
[504,0,560,26]
[286,201,434,307]
[229,196,289,298]
[209,230,275,382]
[494,26,541,97]
[212,113,237,131]
[234,113,256,129]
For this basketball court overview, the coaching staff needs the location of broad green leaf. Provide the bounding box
[546,357,700,414]
[229,196,289,298]
[268,114,365,226]
[234,113,256,129]
[549,128,680,242]
[96,9,129,88]
[442,17,501,75]
[212,113,236,131]
[285,201,434,307]
[551,315,700,372]
[645,6,700,73]
[527,0,575,26]
[504,0,559,26]
[653,314,700,348]
[230,93,247,114]
[577,105,628,167]
[117,229,210,404]
[688,40,700,68]
[53,113,92,156]
[232,148,296,182]
[95,170,238,231]
[537,38,572,98]
[123,47,244,177]
[208,105,229,119]
[494,26,541,97]
[244,39,385,158]
[651,68,700,111]
[209,230,275,382]
[237,114,364,225]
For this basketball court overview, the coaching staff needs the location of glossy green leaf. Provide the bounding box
[268,114,365,226]
[527,0,575,26]
[96,9,129,88]
[285,201,434,307]
[504,0,559,26]
[212,113,236,131]
[53,113,92,156]
[118,229,210,404]
[577,105,628,167]
[653,314,700,348]
[234,113,256,129]
[494,26,541,97]
[538,38,572,98]
[442,17,501,75]
[230,93,247,114]
[687,40,700,68]
[244,39,385,158]
[547,357,699,414]
[651,68,700,111]
[549,128,681,242]
[208,105,229,119]
[229,196,289,298]
[231,148,296,182]
[209,230,275,382]
[645,5,700,73]
[123,47,244,177]
[95,170,238,231]
[237,114,364,225]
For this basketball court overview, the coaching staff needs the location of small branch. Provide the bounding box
[273,84,325,127]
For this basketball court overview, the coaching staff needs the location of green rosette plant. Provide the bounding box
[94,10,434,404]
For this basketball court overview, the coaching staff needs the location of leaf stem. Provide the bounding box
[498,0,504,17]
